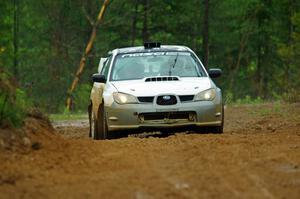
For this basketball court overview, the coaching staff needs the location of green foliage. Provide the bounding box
[49,113,87,121]
[0,0,300,114]
[235,96,264,105]
[248,101,283,117]
[282,89,300,103]
[0,70,31,127]
[73,83,92,112]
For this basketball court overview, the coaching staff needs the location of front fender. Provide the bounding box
[90,82,105,119]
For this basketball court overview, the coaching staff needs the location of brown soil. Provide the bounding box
[1,103,300,199]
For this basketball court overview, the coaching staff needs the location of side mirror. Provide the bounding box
[208,68,222,78]
[92,74,106,83]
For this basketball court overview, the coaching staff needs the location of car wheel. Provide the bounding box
[88,103,92,137]
[91,111,99,140]
[96,103,108,140]
[194,105,224,134]
[208,126,223,134]
[210,104,224,134]
[108,131,128,139]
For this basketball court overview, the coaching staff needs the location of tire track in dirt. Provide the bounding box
[1,103,300,198]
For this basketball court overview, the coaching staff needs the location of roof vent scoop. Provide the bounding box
[144,42,161,49]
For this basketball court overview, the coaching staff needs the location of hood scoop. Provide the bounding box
[145,76,179,82]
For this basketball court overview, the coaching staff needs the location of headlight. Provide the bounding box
[113,92,138,104]
[194,88,216,101]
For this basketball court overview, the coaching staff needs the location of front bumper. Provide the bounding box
[105,100,222,132]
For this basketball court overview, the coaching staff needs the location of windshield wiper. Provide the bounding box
[168,53,179,76]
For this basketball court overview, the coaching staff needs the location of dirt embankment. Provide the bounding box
[0,109,56,152]
[1,103,300,199]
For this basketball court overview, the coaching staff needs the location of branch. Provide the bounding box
[82,6,95,26]
[65,0,110,111]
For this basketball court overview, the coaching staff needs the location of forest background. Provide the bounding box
[1,0,300,120]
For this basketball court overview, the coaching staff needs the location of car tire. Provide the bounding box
[91,110,99,140]
[109,131,128,139]
[96,103,109,140]
[91,103,108,140]
[208,126,223,134]
[210,104,224,134]
[194,104,224,134]
[88,102,92,137]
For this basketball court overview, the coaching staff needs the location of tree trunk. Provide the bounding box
[229,32,249,91]
[193,0,201,53]
[256,44,263,97]
[13,0,19,78]
[202,0,209,69]
[131,0,139,46]
[65,0,110,111]
[256,0,271,98]
[284,0,295,89]
[142,0,149,42]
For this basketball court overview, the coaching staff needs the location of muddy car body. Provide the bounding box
[89,42,223,139]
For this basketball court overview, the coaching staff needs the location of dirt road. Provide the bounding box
[1,103,300,198]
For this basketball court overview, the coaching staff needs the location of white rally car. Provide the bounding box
[88,42,223,139]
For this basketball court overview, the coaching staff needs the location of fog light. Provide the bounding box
[139,115,144,123]
[109,116,118,121]
[188,113,195,121]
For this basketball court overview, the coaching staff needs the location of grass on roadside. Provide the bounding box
[49,113,88,121]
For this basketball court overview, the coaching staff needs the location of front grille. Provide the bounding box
[156,95,177,105]
[179,95,194,102]
[138,96,154,103]
[140,112,192,120]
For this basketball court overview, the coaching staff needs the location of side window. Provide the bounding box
[100,56,112,78]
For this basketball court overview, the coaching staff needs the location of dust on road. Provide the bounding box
[1,103,300,199]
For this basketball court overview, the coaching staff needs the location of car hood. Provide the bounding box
[111,77,212,96]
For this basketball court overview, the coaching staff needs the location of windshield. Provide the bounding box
[110,51,206,81]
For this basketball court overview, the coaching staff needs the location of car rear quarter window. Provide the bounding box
[101,56,112,78]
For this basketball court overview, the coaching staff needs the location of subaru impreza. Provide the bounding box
[89,42,223,139]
